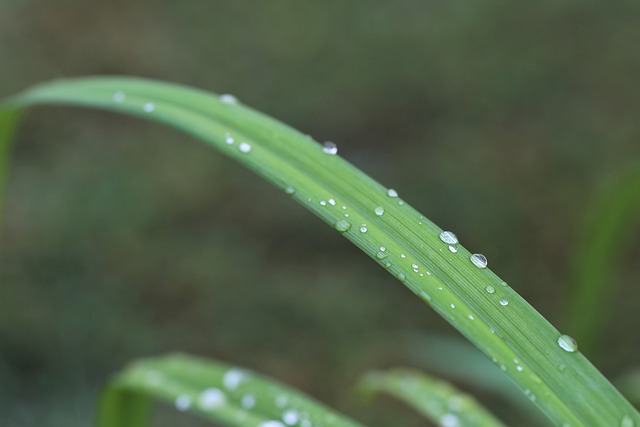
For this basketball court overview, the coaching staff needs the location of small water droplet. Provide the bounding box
[384,261,391,268]
[379,246,386,252]
[516,365,523,372]
[335,220,351,232]
[397,272,406,281]
[411,263,419,269]
[219,94,238,104]
[468,314,475,320]
[401,253,407,259]
[175,395,191,411]
[143,102,155,112]
[322,141,338,155]
[387,189,398,198]
[328,198,336,206]
[499,298,509,306]
[238,142,252,153]
[198,388,226,410]
[376,251,387,260]
[374,206,385,216]
[320,200,327,206]
[470,253,488,268]
[225,133,234,144]
[283,410,300,426]
[285,186,296,195]
[113,91,126,102]
[342,205,347,210]
[419,290,432,302]
[344,213,349,217]
[439,231,458,245]
[450,303,456,309]
[557,334,578,353]
[485,285,495,294]
[223,369,244,390]
[241,394,255,409]
[360,225,368,233]
[620,415,635,427]
[448,245,458,253]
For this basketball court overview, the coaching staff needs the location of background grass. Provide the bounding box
[1,1,640,426]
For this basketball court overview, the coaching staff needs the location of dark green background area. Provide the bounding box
[1,1,639,426]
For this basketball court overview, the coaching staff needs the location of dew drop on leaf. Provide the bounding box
[374,206,385,216]
[387,188,398,198]
[440,413,461,427]
[283,410,300,425]
[285,186,296,195]
[470,253,488,269]
[499,298,509,306]
[175,395,191,411]
[322,141,338,155]
[334,220,351,232]
[259,421,286,427]
[620,415,635,427]
[143,102,155,112]
[485,285,495,294]
[238,142,252,153]
[198,388,226,410]
[439,231,458,245]
[557,334,578,353]
[241,394,256,409]
[359,225,368,233]
[219,94,238,104]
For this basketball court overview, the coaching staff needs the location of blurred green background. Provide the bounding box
[1,0,639,426]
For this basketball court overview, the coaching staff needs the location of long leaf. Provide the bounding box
[1,77,639,427]
[360,368,506,427]
[98,353,368,427]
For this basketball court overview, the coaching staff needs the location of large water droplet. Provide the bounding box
[198,388,226,410]
[113,91,126,102]
[374,206,385,216]
[376,251,387,260]
[322,141,338,155]
[283,410,300,425]
[387,189,398,198]
[620,415,635,427]
[439,231,458,245]
[557,334,578,353]
[219,94,238,104]
[440,413,461,427]
[143,102,155,112]
[175,395,191,411]
[335,220,351,232]
[360,225,368,233]
[470,253,488,269]
[238,142,252,153]
[223,369,244,390]
[328,198,336,206]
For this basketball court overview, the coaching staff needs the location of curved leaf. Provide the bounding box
[1,77,639,427]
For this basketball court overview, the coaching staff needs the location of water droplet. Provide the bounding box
[440,413,461,427]
[285,186,296,195]
[344,213,349,217]
[238,142,252,153]
[439,231,458,245]
[225,133,234,144]
[411,263,419,269]
[360,225,368,233]
[485,285,495,294]
[320,200,327,206]
[620,415,635,427]
[557,334,578,353]
[448,245,458,253]
[387,189,398,198]
[468,314,475,320]
[175,395,191,411]
[259,421,286,427]
[470,253,488,268]
[328,198,336,206]
[322,141,338,155]
[397,272,406,281]
[301,421,312,427]
[419,290,432,302]
[499,298,509,306]
[335,220,351,232]
[450,303,456,309]
[376,251,387,260]
[384,261,391,268]
[401,253,407,259]
[342,205,347,210]
[199,388,226,410]
[374,206,385,216]
[219,94,238,104]
[241,394,255,409]
[283,410,300,425]
[113,91,126,102]
[516,365,523,372]
[223,369,244,390]
[379,246,386,252]
[143,102,155,112]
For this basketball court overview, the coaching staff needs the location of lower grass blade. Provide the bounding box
[98,353,368,427]
[360,368,506,427]
[1,77,639,427]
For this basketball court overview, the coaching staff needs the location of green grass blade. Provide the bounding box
[1,77,639,427]
[98,353,368,427]
[565,164,640,357]
[360,368,506,427]
[97,388,152,427]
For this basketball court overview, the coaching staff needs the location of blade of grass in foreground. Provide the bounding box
[1,77,639,427]
[359,368,506,427]
[98,354,368,427]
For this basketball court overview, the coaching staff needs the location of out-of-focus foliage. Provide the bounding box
[1,1,639,426]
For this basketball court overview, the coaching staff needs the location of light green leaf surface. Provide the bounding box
[1,77,639,427]
[98,354,367,427]
[360,368,506,427]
